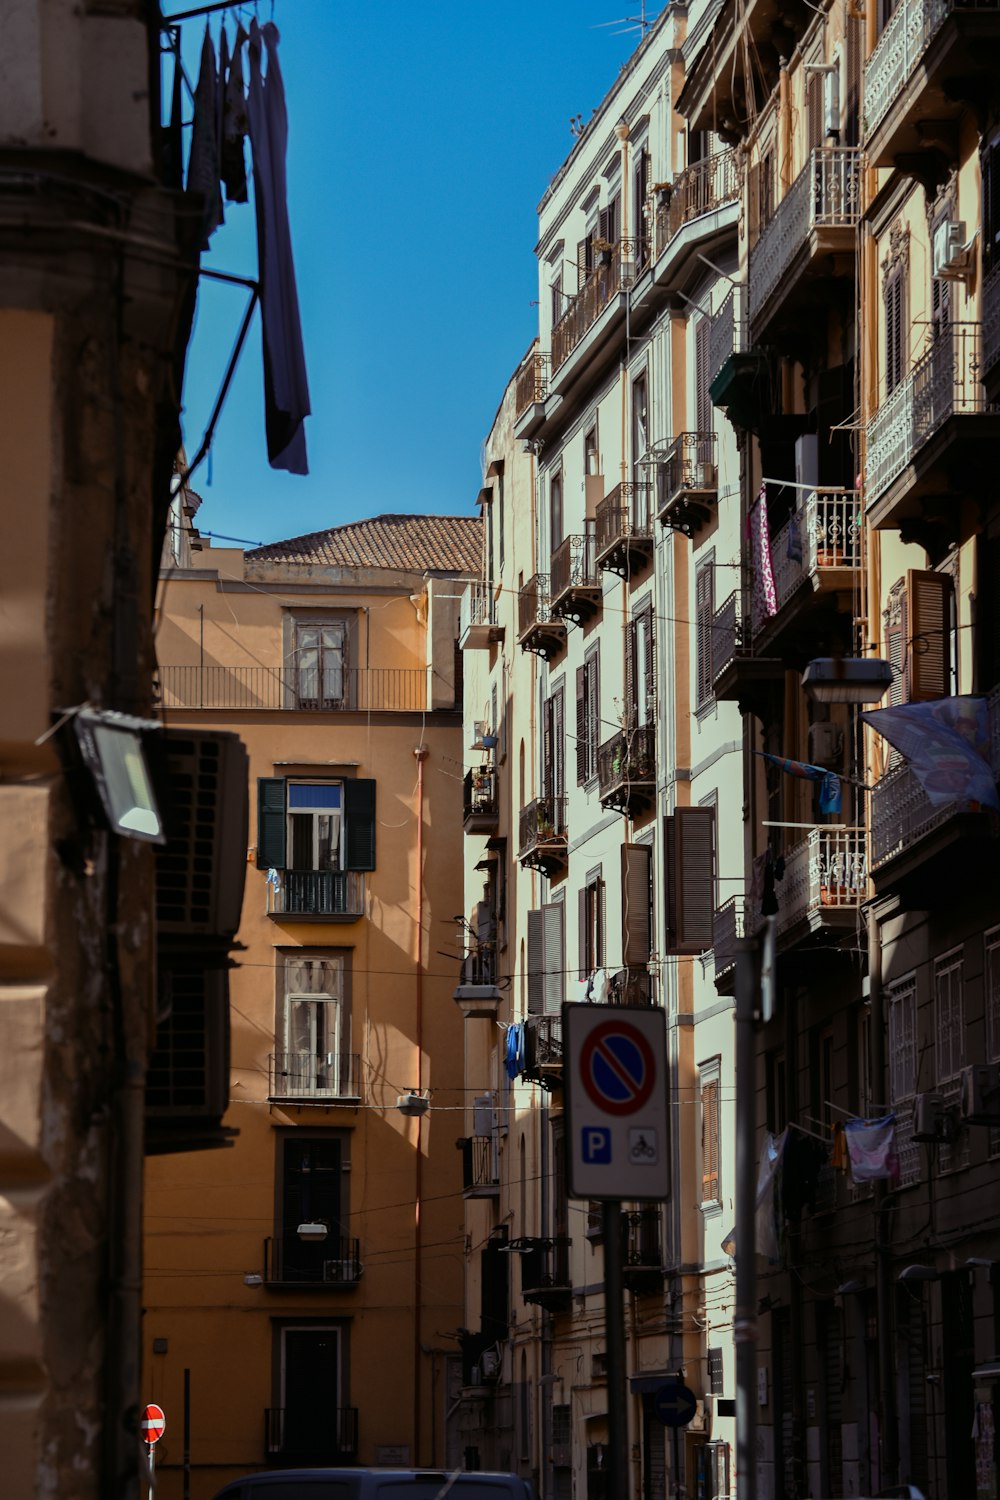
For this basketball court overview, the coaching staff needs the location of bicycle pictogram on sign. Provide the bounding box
[579,1020,656,1116]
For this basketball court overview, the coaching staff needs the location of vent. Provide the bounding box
[154,731,249,940]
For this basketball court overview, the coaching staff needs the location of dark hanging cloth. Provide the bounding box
[187,23,224,248]
[221,23,249,204]
[246,19,311,475]
[781,1129,829,1218]
[162,34,185,190]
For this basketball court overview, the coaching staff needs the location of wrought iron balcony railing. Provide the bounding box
[551,239,644,371]
[550,533,600,610]
[265,1406,358,1458]
[750,488,861,636]
[460,1134,500,1196]
[518,795,568,874]
[711,592,749,687]
[517,573,566,660]
[515,347,551,417]
[748,147,862,325]
[268,1052,362,1101]
[866,322,992,504]
[522,1013,563,1088]
[863,0,999,141]
[713,897,746,987]
[621,1207,663,1293]
[597,725,656,814]
[263,1233,363,1286]
[515,1236,572,1309]
[266,869,365,919]
[459,580,502,649]
[463,768,499,831]
[594,483,654,575]
[708,285,748,387]
[608,966,656,1006]
[775,827,866,939]
[654,149,740,259]
[655,432,718,533]
[158,664,428,712]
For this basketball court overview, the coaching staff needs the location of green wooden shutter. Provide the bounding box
[344,778,377,871]
[256,778,286,869]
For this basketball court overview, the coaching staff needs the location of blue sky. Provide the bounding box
[166,0,657,548]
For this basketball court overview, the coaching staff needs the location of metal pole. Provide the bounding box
[183,1368,191,1500]
[734,942,758,1500]
[672,1423,681,1500]
[603,1200,629,1500]
[147,1442,155,1499]
[869,902,898,1488]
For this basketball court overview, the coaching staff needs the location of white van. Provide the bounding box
[211,1470,538,1500]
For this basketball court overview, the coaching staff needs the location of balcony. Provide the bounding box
[774,827,866,950]
[550,534,602,625]
[551,238,643,373]
[865,323,1000,529]
[654,151,741,261]
[453,947,501,1020]
[709,286,767,431]
[265,1406,358,1461]
[514,347,551,439]
[712,897,747,995]
[460,1134,500,1199]
[597,725,656,817]
[748,148,862,338]
[711,591,781,712]
[869,759,1000,904]
[750,488,862,651]
[654,433,718,536]
[608,965,657,1006]
[158,664,429,712]
[263,1233,363,1287]
[464,768,499,835]
[268,1052,362,1104]
[460,580,504,651]
[267,870,365,922]
[514,1236,572,1313]
[518,573,567,661]
[595,483,654,577]
[863,0,1000,167]
[522,1014,563,1090]
[518,795,568,877]
[621,1208,663,1296]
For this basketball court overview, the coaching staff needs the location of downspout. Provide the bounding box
[413,744,429,1462]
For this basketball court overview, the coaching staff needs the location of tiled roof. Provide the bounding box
[247,513,482,574]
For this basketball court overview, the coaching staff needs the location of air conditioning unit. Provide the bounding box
[960,1063,1000,1125]
[323,1258,357,1283]
[808,721,844,769]
[912,1090,953,1142]
[473,1093,495,1137]
[932,219,968,280]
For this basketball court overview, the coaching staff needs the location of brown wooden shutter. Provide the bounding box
[885,269,904,394]
[807,72,823,152]
[696,563,714,706]
[664,806,716,954]
[696,318,713,434]
[576,667,587,785]
[885,579,908,706]
[906,569,952,701]
[643,605,656,725]
[588,651,600,779]
[543,902,564,1013]
[527,908,544,1014]
[579,885,589,979]
[625,619,637,728]
[622,843,652,967]
[701,1078,720,1200]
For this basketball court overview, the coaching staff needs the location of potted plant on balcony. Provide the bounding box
[536,804,556,840]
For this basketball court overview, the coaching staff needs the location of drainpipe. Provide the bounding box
[413,744,428,1462]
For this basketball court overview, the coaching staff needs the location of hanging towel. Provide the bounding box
[755,751,843,817]
[844,1114,899,1183]
[750,485,778,628]
[187,23,224,247]
[505,1022,525,1080]
[222,23,249,203]
[246,20,311,475]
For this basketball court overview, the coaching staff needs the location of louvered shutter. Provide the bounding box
[643,606,656,725]
[807,72,823,152]
[552,686,565,805]
[579,886,589,978]
[576,667,587,784]
[885,580,908,706]
[527,908,545,1014]
[343,778,376,870]
[257,778,286,868]
[696,318,713,434]
[664,807,715,954]
[696,564,714,706]
[542,695,554,800]
[634,148,650,258]
[622,843,652,967]
[543,902,564,1014]
[885,269,904,394]
[625,619,637,728]
[906,569,953,701]
[701,1078,720,1199]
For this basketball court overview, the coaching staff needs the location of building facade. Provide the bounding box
[144,515,480,1497]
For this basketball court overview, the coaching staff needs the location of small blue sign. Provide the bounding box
[582,1126,612,1164]
[653,1383,698,1428]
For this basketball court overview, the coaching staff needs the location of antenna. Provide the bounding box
[592,3,659,39]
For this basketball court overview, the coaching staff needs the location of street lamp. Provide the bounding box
[801,657,893,705]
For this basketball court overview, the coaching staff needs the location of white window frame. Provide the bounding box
[283,955,347,1096]
[699,1056,722,1209]
[935,947,964,1083]
[887,973,917,1105]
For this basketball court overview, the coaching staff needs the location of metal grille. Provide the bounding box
[551,239,644,371]
[159,664,428,712]
[748,148,862,324]
[775,827,866,935]
[863,0,1000,139]
[935,949,964,1084]
[751,489,861,636]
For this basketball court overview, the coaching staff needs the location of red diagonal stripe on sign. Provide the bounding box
[594,1036,640,1096]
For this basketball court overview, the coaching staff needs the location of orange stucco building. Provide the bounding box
[144,514,480,1497]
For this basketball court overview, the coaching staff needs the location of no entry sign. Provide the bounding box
[141,1404,166,1445]
[564,1002,669,1200]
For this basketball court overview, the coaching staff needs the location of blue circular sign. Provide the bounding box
[579,1020,655,1116]
[653,1383,698,1428]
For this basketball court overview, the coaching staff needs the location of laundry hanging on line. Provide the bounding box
[754,749,843,816]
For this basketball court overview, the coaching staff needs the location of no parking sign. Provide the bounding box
[564,1002,670,1200]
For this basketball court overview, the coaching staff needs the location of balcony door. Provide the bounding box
[280,1326,342,1453]
[289,782,343,871]
[283,955,345,1096]
[295,621,348,709]
[631,374,649,527]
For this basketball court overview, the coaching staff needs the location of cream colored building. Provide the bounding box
[454,12,746,1498]
[144,515,480,1497]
